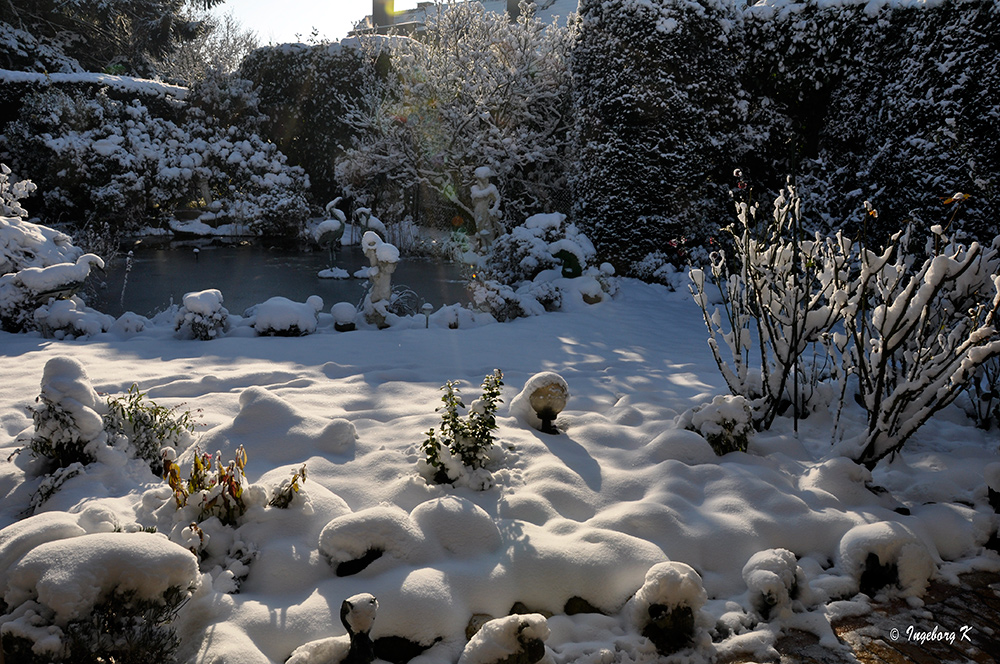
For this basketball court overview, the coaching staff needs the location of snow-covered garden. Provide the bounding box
[2,0,1000,662]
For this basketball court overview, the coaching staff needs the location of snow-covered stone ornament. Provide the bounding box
[361,231,399,329]
[332,301,357,332]
[470,166,502,253]
[628,561,710,657]
[525,372,569,434]
[286,593,379,664]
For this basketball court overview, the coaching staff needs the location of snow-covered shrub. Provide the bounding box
[175,289,229,340]
[473,212,606,321]
[338,2,575,228]
[829,225,1000,468]
[741,549,805,620]
[0,163,36,218]
[459,614,550,664]
[486,213,595,286]
[421,370,504,488]
[268,464,308,509]
[3,80,309,237]
[162,445,252,527]
[246,295,324,336]
[24,357,108,470]
[677,395,753,456]
[0,214,83,276]
[627,561,712,657]
[0,253,106,333]
[32,296,115,339]
[0,532,198,664]
[103,385,197,474]
[689,182,845,430]
[836,521,935,601]
[571,0,742,271]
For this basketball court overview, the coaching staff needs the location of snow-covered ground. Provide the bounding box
[2,277,999,663]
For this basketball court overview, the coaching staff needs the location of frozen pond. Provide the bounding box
[92,239,469,318]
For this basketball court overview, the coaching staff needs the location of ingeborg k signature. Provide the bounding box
[888,624,973,645]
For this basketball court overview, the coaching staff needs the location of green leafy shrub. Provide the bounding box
[104,385,197,474]
[421,370,504,486]
[677,395,753,456]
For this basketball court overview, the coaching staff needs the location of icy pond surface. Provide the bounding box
[93,240,469,317]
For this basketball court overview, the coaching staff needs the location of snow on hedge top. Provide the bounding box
[4,532,199,625]
[0,216,83,275]
[0,68,187,100]
[746,0,948,20]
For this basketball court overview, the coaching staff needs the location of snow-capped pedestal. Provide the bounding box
[361,231,399,329]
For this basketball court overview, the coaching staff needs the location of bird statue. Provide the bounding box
[341,593,378,664]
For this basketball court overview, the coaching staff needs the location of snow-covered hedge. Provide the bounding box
[743,0,999,243]
[239,42,364,205]
[571,0,741,273]
[2,70,309,237]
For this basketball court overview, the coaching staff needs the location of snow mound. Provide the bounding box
[286,634,350,664]
[4,532,198,625]
[0,512,86,591]
[459,613,549,664]
[409,496,502,558]
[197,386,358,464]
[318,504,432,572]
[837,521,936,600]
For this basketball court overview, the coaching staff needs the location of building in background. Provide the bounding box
[357,0,579,34]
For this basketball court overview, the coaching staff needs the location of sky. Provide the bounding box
[216,0,423,45]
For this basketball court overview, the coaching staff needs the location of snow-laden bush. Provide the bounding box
[689,182,844,430]
[338,2,575,228]
[0,532,198,664]
[677,395,753,456]
[3,76,309,237]
[175,289,229,340]
[0,248,105,335]
[245,295,324,336]
[421,370,504,489]
[828,224,1000,468]
[0,163,37,218]
[472,212,611,321]
[692,188,1000,467]
[162,445,258,528]
[103,385,197,475]
[0,214,83,276]
[24,357,108,470]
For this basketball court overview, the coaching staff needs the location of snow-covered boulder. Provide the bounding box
[459,613,550,664]
[741,548,805,619]
[626,561,712,657]
[836,521,936,601]
[319,505,432,576]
